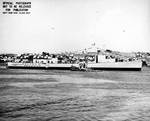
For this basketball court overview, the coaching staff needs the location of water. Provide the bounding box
[0,67,150,121]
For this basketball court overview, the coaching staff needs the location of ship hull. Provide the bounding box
[7,61,142,71]
[87,61,142,71]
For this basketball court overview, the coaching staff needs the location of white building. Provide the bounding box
[97,55,115,63]
[33,58,58,64]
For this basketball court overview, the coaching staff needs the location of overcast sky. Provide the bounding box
[0,0,150,53]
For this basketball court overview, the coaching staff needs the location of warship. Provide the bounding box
[7,45,143,71]
[7,57,142,71]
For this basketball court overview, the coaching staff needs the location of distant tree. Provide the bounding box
[106,49,112,53]
[28,55,33,61]
[42,52,49,56]
[147,53,150,56]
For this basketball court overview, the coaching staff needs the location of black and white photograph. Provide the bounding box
[0,0,150,120]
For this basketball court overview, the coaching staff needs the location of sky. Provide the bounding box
[0,0,150,54]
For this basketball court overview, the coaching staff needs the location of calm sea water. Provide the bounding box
[0,67,150,121]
